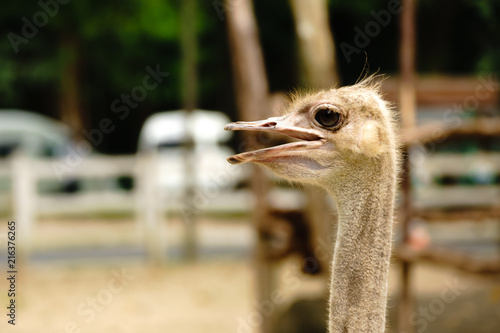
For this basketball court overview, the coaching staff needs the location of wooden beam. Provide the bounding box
[398,1,418,332]
[226,0,270,122]
[226,2,274,332]
[399,0,417,130]
[397,245,500,275]
[180,0,198,262]
[414,207,500,222]
[402,118,500,146]
[381,76,500,108]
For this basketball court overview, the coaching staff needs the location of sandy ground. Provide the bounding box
[0,218,499,333]
[0,261,253,333]
[0,261,499,333]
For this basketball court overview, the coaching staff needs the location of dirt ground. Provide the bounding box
[0,218,499,333]
[1,261,254,333]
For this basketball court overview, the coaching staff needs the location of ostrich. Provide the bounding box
[225,77,398,333]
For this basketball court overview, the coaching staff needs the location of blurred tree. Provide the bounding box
[289,0,339,88]
[0,0,498,152]
[59,33,85,139]
[0,0,182,150]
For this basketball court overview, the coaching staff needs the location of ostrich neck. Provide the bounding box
[326,158,395,333]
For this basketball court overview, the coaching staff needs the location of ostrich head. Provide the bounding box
[226,77,399,333]
[224,78,397,188]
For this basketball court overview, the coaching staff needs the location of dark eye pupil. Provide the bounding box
[315,108,340,127]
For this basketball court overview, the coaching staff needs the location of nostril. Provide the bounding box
[262,122,277,128]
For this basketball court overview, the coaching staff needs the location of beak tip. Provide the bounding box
[224,124,234,131]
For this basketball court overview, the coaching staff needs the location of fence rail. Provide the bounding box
[2,153,165,263]
[1,152,253,264]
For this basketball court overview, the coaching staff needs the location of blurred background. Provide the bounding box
[0,0,499,332]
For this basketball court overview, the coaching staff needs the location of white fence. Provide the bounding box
[0,152,306,264]
[1,152,254,263]
[3,149,498,263]
[411,152,500,208]
[0,152,182,263]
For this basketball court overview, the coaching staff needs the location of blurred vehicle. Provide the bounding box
[0,110,83,194]
[138,110,248,199]
[0,110,74,158]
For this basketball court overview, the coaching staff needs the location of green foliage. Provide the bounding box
[0,0,498,153]
[462,0,500,75]
[0,0,186,152]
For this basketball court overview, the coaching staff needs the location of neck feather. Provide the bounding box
[325,155,396,333]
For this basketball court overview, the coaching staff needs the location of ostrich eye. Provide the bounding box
[313,105,342,128]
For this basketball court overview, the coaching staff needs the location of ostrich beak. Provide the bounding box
[224,115,325,164]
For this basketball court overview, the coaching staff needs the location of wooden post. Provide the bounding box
[11,153,36,264]
[399,153,414,333]
[399,1,417,332]
[135,151,164,264]
[180,0,198,261]
[226,1,274,332]
[400,0,417,131]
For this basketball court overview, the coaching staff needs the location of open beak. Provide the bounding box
[224,115,325,164]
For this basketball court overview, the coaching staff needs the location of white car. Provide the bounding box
[138,110,248,198]
[0,110,73,158]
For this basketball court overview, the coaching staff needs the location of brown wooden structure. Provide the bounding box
[225,1,500,332]
[396,2,500,333]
